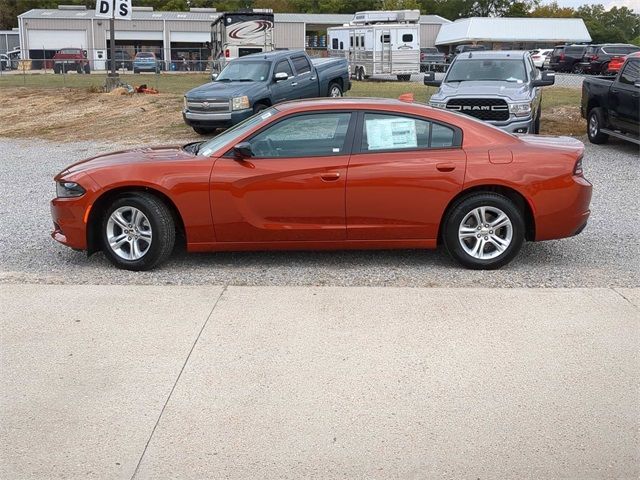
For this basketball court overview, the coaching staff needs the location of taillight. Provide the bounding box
[224,49,229,58]
[560,53,565,60]
[574,157,584,176]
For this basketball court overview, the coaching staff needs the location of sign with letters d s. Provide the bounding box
[95,0,132,20]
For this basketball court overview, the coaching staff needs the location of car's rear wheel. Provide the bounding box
[587,107,609,144]
[443,193,525,270]
[101,193,175,271]
[328,82,343,97]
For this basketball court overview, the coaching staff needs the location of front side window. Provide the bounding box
[291,56,311,75]
[619,59,639,86]
[360,113,457,152]
[275,60,293,77]
[248,112,352,157]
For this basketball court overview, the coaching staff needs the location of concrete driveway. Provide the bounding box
[1,285,638,479]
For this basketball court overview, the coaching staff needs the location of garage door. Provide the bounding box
[28,30,88,50]
[170,32,210,43]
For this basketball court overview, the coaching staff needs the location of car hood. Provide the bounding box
[438,81,530,101]
[186,81,261,100]
[57,145,194,178]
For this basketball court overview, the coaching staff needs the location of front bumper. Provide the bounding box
[50,196,91,250]
[487,116,535,134]
[183,108,254,128]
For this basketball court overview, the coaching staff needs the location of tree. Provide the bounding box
[529,1,574,18]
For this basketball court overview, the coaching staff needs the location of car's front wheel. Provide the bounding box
[101,193,175,271]
[443,193,525,270]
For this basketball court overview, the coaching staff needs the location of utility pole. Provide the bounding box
[106,0,118,90]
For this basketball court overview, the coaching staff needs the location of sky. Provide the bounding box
[543,0,640,12]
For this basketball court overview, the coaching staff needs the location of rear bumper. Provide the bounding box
[183,108,253,128]
[535,175,593,241]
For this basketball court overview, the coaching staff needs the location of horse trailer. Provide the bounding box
[327,10,421,81]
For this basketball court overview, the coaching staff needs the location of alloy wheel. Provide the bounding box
[589,114,599,138]
[106,206,153,260]
[458,206,513,260]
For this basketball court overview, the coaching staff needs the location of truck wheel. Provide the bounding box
[356,67,364,81]
[587,108,609,144]
[133,68,139,74]
[53,64,60,74]
[193,126,216,135]
[76,64,83,74]
[84,64,91,74]
[253,103,268,113]
[328,82,343,97]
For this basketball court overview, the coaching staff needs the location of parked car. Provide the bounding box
[549,44,587,73]
[53,48,90,74]
[530,48,552,69]
[425,50,555,134]
[0,54,9,71]
[606,51,640,76]
[5,49,21,69]
[447,44,486,63]
[581,53,639,145]
[133,52,162,73]
[578,44,640,75]
[183,50,351,134]
[50,98,592,272]
[110,50,133,71]
[420,47,446,72]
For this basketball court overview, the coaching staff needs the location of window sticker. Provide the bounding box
[366,118,417,150]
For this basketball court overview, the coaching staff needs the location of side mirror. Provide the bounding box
[423,71,441,87]
[233,141,253,159]
[634,80,640,88]
[211,73,218,81]
[274,72,288,81]
[533,70,555,87]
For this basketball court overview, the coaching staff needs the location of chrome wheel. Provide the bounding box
[589,114,599,138]
[329,85,342,97]
[458,206,513,260]
[106,206,152,260]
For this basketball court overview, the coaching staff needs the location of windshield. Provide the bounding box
[445,59,527,83]
[216,61,270,82]
[136,52,154,58]
[197,107,278,157]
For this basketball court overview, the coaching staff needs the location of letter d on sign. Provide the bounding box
[95,0,111,18]
[99,0,109,14]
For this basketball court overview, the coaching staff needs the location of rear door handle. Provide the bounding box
[291,82,298,86]
[436,163,456,172]
[320,172,341,181]
[310,76,317,81]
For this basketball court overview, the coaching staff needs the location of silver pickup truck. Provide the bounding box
[424,51,555,134]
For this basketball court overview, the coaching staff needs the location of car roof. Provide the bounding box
[455,50,527,60]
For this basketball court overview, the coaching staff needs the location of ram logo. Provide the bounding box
[462,105,490,111]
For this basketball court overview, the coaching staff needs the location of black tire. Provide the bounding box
[327,82,343,97]
[193,126,216,135]
[253,102,268,114]
[84,64,90,74]
[533,108,541,134]
[356,67,364,81]
[76,64,83,74]
[587,107,609,144]
[443,193,525,270]
[53,64,60,74]
[100,193,175,271]
[397,74,411,81]
[133,68,139,74]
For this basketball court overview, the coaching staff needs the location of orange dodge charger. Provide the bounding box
[51,98,592,271]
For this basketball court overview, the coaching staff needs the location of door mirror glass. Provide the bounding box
[211,73,218,81]
[533,70,555,87]
[423,71,441,86]
[233,141,253,159]
[274,71,288,81]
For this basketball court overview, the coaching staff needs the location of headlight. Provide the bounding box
[183,96,188,110]
[231,96,250,111]
[56,181,85,198]
[509,102,532,117]
[429,101,447,109]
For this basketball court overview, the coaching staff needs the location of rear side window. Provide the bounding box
[360,113,458,152]
[605,46,640,55]
[552,47,564,56]
[619,59,639,85]
[291,56,311,75]
[565,46,586,55]
[402,34,413,42]
[332,38,338,50]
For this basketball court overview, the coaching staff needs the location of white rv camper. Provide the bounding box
[210,10,274,72]
[327,10,420,81]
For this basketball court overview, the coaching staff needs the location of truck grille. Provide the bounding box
[446,98,509,121]
[187,100,230,113]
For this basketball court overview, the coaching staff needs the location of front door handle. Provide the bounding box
[436,163,456,172]
[291,82,298,86]
[310,76,317,81]
[320,172,341,182]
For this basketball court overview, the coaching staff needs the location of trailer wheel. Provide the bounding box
[356,67,364,81]
[397,74,411,82]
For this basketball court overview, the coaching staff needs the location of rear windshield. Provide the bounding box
[604,46,640,55]
[421,48,438,53]
[565,46,586,55]
[136,52,155,58]
[446,58,527,83]
[552,47,564,55]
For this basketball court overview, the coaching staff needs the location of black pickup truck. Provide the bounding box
[581,53,639,145]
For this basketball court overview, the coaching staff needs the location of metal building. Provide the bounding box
[435,17,592,50]
[0,29,20,55]
[17,6,450,69]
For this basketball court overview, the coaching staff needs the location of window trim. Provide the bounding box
[619,59,639,86]
[351,110,463,155]
[223,110,358,159]
[402,33,413,43]
[274,59,293,77]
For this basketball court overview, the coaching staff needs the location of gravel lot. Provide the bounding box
[0,137,638,287]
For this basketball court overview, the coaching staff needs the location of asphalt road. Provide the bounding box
[0,137,638,287]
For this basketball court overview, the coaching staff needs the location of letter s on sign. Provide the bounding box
[119,3,129,16]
